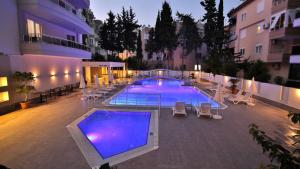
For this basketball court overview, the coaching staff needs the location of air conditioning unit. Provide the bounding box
[263,23,270,29]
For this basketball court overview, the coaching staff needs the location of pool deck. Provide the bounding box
[0,84,294,169]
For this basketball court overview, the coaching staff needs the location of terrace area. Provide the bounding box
[0,79,295,169]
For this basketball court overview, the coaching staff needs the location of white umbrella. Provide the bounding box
[79,73,86,89]
[214,82,224,103]
[213,81,223,120]
[248,77,257,106]
[249,77,257,95]
[94,74,100,89]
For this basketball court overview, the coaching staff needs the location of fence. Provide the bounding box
[128,70,300,110]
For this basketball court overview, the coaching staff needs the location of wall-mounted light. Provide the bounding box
[296,89,300,98]
[64,70,69,75]
[50,72,56,76]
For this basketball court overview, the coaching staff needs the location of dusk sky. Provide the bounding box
[90,0,243,26]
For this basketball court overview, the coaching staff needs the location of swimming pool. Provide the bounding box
[78,110,151,159]
[108,77,221,108]
[67,109,159,168]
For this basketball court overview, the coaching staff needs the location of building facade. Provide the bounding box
[228,0,300,86]
[0,0,93,111]
[141,22,207,70]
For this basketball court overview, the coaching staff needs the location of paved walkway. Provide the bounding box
[0,88,292,169]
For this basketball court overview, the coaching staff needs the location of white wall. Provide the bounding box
[0,0,20,55]
[9,54,82,92]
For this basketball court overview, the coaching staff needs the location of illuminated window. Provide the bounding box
[101,67,108,75]
[27,19,42,37]
[0,77,8,87]
[0,91,9,103]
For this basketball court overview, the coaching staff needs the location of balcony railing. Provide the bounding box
[23,34,91,52]
[50,0,86,22]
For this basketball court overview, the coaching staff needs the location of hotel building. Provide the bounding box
[0,0,93,112]
[228,0,300,87]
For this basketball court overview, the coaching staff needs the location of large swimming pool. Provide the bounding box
[78,110,151,159]
[108,77,221,108]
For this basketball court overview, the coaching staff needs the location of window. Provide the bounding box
[0,77,8,87]
[257,0,265,13]
[27,19,42,37]
[289,64,300,80]
[241,13,247,22]
[255,44,263,54]
[0,91,9,103]
[240,29,247,39]
[240,48,245,55]
[257,22,264,34]
[67,35,75,42]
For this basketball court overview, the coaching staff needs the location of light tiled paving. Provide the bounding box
[0,87,292,169]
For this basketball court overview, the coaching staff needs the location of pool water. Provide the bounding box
[109,77,221,108]
[78,110,151,159]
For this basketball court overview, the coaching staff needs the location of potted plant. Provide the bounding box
[13,71,35,109]
[228,78,240,94]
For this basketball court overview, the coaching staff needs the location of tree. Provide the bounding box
[118,7,139,57]
[244,60,271,82]
[82,9,95,27]
[145,28,157,59]
[200,0,220,74]
[157,1,177,68]
[200,0,218,50]
[13,72,35,103]
[136,30,143,67]
[98,11,118,56]
[216,0,225,58]
[249,112,300,169]
[177,13,202,74]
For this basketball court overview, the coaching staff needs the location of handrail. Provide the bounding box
[23,34,91,52]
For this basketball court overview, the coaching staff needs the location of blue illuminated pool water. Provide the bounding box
[109,77,221,108]
[78,110,151,159]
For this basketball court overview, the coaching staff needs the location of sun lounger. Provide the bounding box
[195,103,213,118]
[172,102,187,117]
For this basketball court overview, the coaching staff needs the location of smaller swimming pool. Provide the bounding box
[78,110,151,159]
[67,109,159,168]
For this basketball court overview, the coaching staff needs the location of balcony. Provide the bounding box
[270,27,300,40]
[290,45,300,63]
[272,0,300,14]
[67,0,90,9]
[18,0,93,34]
[21,34,91,59]
[268,43,290,62]
[293,12,300,27]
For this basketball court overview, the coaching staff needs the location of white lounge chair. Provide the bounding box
[172,102,187,117]
[227,91,252,105]
[195,103,213,118]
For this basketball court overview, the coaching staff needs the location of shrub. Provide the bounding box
[274,76,285,85]
[243,60,271,82]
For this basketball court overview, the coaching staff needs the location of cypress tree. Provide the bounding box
[158,1,177,68]
[136,30,143,67]
[217,0,225,59]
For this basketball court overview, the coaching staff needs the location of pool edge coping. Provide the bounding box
[66,108,159,169]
